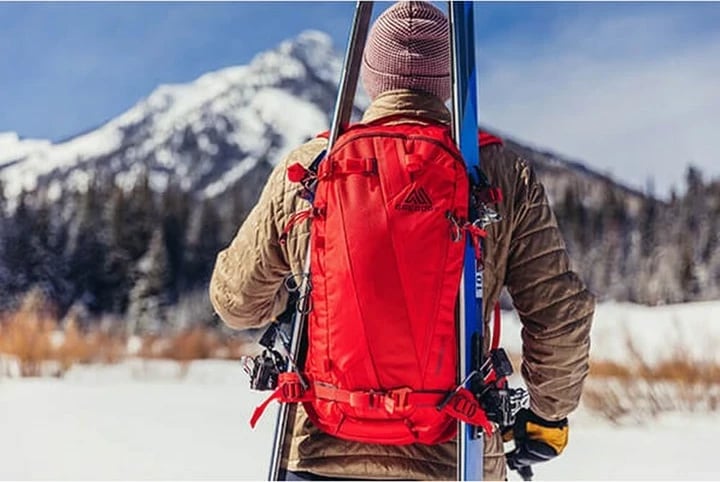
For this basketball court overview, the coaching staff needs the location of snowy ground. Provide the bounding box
[1,301,720,480]
[502,299,720,365]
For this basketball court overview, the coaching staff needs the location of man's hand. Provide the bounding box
[503,408,568,479]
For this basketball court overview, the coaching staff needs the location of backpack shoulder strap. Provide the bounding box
[479,131,503,147]
[314,114,449,140]
[316,126,504,147]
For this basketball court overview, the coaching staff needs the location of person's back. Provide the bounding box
[210,2,594,480]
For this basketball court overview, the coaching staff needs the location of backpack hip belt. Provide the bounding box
[251,371,493,436]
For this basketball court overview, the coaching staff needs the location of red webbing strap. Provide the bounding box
[279,209,312,245]
[464,223,488,262]
[251,377,495,435]
[318,158,377,178]
[439,388,494,434]
[314,384,493,434]
[491,301,502,351]
[249,372,312,428]
[479,131,503,147]
[249,389,282,429]
[313,384,444,414]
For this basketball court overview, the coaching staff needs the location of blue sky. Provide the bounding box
[1,2,719,194]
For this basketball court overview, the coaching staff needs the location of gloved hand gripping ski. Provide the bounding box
[504,408,569,480]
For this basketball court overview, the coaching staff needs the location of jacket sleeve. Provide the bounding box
[504,159,595,421]
[209,161,291,330]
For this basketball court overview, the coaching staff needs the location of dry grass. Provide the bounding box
[0,289,57,376]
[0,290,129,377]
[57,318,128,368]
[136,327,252,377]
[583,336,720,423]
[0,290,255,378]
[137,327,250,361]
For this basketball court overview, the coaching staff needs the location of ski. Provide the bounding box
[449,2,485,481]
[267,2,374,480]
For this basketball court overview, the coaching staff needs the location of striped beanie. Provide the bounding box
[361,1,450,101]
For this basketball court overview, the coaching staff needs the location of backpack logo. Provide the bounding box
[396,187,434,212]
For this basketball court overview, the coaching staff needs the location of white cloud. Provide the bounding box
[477,7,720,196]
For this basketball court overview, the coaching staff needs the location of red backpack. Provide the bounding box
[252,120,502,445]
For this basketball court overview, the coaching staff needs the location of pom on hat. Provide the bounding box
[361,1,450,101]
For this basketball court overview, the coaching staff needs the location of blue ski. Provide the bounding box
[449,2,484,481]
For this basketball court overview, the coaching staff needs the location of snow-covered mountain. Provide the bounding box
[0,31,366,202]
[0,30,644,211]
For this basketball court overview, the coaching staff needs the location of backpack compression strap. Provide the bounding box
[250,373,494,435]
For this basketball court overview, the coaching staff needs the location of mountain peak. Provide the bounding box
[0,30,347,199]
[283,30,334,54]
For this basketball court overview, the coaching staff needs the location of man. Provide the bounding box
[210,2,594,480]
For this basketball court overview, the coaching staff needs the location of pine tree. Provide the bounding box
[0,180,12,308]
[110,172,156,262]
[2,191,34,300]
[183,198,222,289]
[160,181,191,300]
[67,178,112,313]
[105,181,148,313]
[126,228,172,335]
[29,191,72,308]
[640,196,659,256]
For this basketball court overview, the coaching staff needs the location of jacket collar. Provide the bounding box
[361,90,451,126]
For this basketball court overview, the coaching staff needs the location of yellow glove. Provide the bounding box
[505,408,569,478]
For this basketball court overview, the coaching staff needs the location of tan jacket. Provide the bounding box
[210,90,594,480]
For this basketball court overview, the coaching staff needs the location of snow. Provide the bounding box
[0,361,272,480]
[203,157,259,199]
[0,119,125,197]
[277,30,342,86]
[1,360,717,480]
[0,132,51,168]
[0,361,274,480]
[1,301,719,480]
[501,299,720,364]
[524,410,720,480]
[249,87,328,161]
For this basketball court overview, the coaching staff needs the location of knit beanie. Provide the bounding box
[361,1,450,101]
